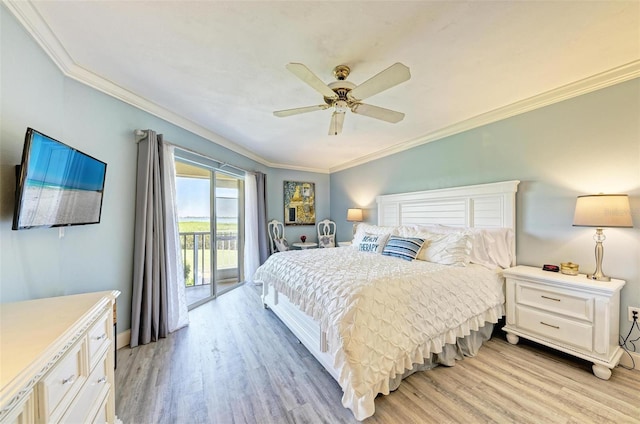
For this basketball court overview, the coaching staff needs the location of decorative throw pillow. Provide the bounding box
[352,224,397,246]
[418,231,472,266]
[318,234,335,248]
[382,236,425,261]
[274,238,289,252]
[358,233,389,254]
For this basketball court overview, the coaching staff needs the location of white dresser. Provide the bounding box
[503,266,625,380]
[0,291,120,423]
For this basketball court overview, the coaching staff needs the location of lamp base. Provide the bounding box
[586,273,611,282]
[587,228,610,282]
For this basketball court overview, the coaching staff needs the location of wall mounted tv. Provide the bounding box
[12,128,107,230]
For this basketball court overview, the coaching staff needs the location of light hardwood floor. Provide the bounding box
[115,283,639,424]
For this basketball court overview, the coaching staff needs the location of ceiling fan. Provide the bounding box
[274,62,411,135]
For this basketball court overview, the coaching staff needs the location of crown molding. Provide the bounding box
[4,0,330,173]
[5,1,637,176]
[330,60,640,173]
[2,0,75,74]
[265,162,330,174]
[2,0,282,169]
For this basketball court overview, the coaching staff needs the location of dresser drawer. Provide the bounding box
[91,396,109,424]
[60,353,110,424]
[516,306,593,351]
[3,390,34,424]
[87,312,111,370]
[37,340,87,422]
[516,282,593,322]
[0,291,119,424]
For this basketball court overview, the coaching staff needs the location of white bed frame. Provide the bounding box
[262,180,520,383]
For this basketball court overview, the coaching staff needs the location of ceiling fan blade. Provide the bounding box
[351,103,405,123]
[286,63,338,100]
[273,104,329,117]
[348,62,410,101]
[328,111,345,135]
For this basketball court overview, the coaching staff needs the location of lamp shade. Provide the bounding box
[573,194,633,228]
[346,208,363,222]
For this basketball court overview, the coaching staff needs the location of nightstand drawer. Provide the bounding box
[517,283,593,321]
[516,306,593,351]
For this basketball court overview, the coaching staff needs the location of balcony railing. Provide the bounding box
[179,231,238,288]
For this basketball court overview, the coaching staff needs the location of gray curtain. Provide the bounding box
[130,130,168,347]
[255,171,269,264]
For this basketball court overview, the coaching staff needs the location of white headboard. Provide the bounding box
[377,180,520,230]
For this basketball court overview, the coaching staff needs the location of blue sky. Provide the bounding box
[176,177,237,219]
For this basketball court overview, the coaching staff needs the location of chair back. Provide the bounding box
[316,219,336,248]
[267,219,287,254]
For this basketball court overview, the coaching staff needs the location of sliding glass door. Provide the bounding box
[175,158,243,309]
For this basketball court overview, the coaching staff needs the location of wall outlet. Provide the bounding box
[629,306,640,322]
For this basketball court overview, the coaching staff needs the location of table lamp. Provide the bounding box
[347,208,363,235]
[573,194,633,281]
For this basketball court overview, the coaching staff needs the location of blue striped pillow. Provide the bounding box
[382,236,425,261]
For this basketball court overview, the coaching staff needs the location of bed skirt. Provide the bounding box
[387,322,494,391]
[262,281,497,419]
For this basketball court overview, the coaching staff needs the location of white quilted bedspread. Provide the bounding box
[254,247,504,420]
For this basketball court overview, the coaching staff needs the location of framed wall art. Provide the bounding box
[283,181,315,225]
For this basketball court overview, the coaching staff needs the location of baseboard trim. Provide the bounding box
[116,329,131,350]
[618,349,639,371]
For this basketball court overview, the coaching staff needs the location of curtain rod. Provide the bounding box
[133,129,251,174]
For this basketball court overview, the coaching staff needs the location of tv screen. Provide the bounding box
[12,128,107,230]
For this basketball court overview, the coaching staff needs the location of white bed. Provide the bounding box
[256,180,520,420]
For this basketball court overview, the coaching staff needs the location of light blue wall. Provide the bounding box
[0,7,327,332]
[266,168,330,244]
[330,78,640,335]
[2,4,638,339]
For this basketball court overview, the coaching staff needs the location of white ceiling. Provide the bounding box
[7,1,640,173]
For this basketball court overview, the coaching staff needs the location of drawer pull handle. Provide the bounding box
[540,321,560,329]
[95,333,107,341]
[541,295,561,302]
[97,376,107,384]
[62,375,75,385]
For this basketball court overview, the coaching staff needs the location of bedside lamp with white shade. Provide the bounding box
[346,208,363,235]
[573,194,633,281]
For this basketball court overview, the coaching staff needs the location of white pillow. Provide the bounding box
[414,224,514,269]
[469,228,514,269]
[357,233,389,254]
[418,231,472,266]
[353,222,398,243]
[318,234,335,248]
[274,238,289,252]
[352,223,396,246]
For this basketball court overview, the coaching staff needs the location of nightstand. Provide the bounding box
[338,241,352,247]
[502,265,625,380]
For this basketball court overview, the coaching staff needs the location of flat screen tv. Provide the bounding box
[12,128,107,230]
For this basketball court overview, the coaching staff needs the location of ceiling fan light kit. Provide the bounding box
[274,62,411,135]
